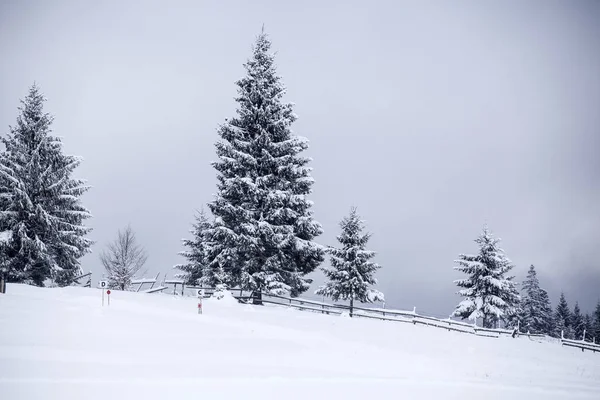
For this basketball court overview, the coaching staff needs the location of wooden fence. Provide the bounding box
[136,283,559,343]
[560,330,599,354]
[72,272,92,288]
[224,291,540,340]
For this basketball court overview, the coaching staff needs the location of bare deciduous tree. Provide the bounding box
[100,225,148,290]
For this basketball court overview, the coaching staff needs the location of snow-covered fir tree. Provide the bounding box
[520,265,553,334]
[451,226,520,328]
[572,302,584,341]
[174,209,212,286]
[100,225,147,290]
[593,301,600,342]
[554,292,572,338]
[583,313,593,341]
[0,84,92,286]
[208,264,229,299]
[200,231,229,290]
[538,288,555,335]
[315,207,384,315]
[200,251,228,289]
[206,29,324,298]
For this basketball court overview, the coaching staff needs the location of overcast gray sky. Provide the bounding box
[1,0,599,316]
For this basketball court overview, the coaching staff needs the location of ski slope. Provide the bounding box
[0,284,598,400]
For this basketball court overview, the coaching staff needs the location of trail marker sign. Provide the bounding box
[100,281,108,306]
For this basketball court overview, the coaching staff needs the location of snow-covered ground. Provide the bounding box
[1,285,598,400]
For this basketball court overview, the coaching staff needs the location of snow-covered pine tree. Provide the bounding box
[200,248,228,289]
[0,84,93,286]
[502,296,523,330]
[315,207,384,316]
[572,302,585,341]
[206,29,324,298]
[208,264,229,300]
[451,226,520,329]
[554,292,572,338]
[174,209,211,286]
[593,301,600,342]
[539,288,555,335]
[583,313,593,342]
[520,265,552,334]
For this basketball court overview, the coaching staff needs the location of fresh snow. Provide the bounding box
[0,230,11,243]
[1,284,599,400]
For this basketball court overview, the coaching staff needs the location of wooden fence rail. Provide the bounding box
[228,290,530,339]
[141,284,562,343]
[560,336,600,353]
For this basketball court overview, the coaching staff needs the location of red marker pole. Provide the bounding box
[107,290,111,306]
[197,289,204,314]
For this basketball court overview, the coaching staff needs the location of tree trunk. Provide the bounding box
[350,297,354,318]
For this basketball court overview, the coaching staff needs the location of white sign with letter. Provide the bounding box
[99,280,108,306]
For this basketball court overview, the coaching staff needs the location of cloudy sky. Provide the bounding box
[1,0,599,315]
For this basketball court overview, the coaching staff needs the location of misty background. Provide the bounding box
[1,0,598,316]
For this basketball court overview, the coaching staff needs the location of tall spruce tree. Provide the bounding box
[572,302,584,340]
[451,226,520,328]
[206,30,324,297]
[315,207,384,315]
[174,209,212,286]
[554,292,572,338]
[0,84,92,286]
[520,265,553,334]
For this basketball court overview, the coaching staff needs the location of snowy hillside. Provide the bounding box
[1,285,599,400]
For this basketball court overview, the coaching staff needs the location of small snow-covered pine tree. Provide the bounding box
[0,84,93,286]
[451,226,520,328]
[174,209,211,286]
[315,207,384,316]
[520,265,552,334]
[554,292,572,338]
[206,29,324,297]
[572,302,584,340]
